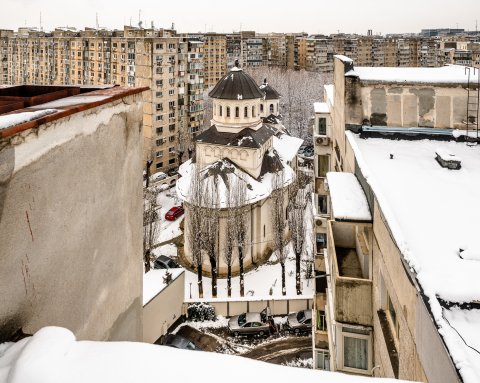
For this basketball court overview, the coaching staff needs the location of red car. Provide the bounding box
[165,206,184,221]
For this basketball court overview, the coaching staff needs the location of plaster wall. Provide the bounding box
[143,271,185,343]
[212,98,262,129]
[0,95,144,342]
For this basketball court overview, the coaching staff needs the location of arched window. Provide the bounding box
[244,106,248,118]
[260,104,264,113]
[226,106,230,117]
[219,105,222,117]
[263,224,266,238]
[270,104,274,114]
[235,106,239,118]
[213,104,216,116]
[252,105,256,117]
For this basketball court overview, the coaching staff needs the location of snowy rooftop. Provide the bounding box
[314,102,329,114]
[0,326,415,383]
[345,65,479,85]
[326,172,372,222]
[346,132,480,383]
[143,268,184,305]
[272,133,303,163]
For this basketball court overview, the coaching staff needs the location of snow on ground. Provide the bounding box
[0,327,414,383]
[152,243,177,259]
[185,242,315,301]
[346,64,479,84]
[0,109,58,130]
[347,132,480,383]
[143,268,184,305]
[326,172,372,221]
[155,188,183,243]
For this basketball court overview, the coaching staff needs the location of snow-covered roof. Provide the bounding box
[143,268,184,305]
[273,133,303,163]
[314,102,329,114]
[334,54,353,63]
[346,65,479,85]
[346,131,480,383]
[326,172,372,222]
[0,326,414,383]
[176,156,295,208]
[0,109,58,130]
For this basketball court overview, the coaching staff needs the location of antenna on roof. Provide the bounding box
[138,9,142,28]
[96,12,99,30]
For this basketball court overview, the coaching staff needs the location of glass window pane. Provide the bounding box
[344,336,368,370]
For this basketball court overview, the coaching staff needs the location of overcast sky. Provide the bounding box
[2,0,480,35]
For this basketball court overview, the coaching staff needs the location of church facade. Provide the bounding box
[177,62,302,275]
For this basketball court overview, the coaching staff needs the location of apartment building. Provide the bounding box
[0,26,204,174]
[202,33,227,88]
[312,55,480,382]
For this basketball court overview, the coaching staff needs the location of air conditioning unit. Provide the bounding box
[316,136,330,146]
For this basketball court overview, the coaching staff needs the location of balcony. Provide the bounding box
[327,220,372,327]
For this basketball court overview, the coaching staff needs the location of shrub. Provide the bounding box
[187,302,216,322]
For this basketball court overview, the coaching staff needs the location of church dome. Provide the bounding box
[259,79,281,100]
[209,60,265,100]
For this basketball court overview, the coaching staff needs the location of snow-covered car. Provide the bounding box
[285,310,312,334]
[149,171,168,184]
[228,308,271,337]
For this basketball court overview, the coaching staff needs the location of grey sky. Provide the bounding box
[1,0,480,35]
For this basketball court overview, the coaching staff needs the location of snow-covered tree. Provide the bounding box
[187,164,205,298]
[288,173,309,295]
[270,170,289,296]
[249,67,331,144]
[200,181,220,298]
[143,187,161,273]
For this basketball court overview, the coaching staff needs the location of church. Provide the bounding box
[176,61,303,275]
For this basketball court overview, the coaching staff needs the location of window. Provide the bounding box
[318,117,327,135]
[270,104,274,114]
[156,127,163,134]
[387,293,399,337]
[169,158,175,164]
[169,136,175,143]
[260,104,264,113]
[156,139,164,146]
[235,106,239,118]
[342,327,370,372]
[244,106,248,118]
[344,336,368,371]
[219,105,222,117]
[156,151,163,158]
[263,225,266,238]
[226,106,230,117]
[169,89,175,95]
[252,106,256,116]
[318,194,328,215]
[156,162,163,169]
[156,116,163,121]
[317,155,329,177]
[316,233,326,254]
[317,310,327,331]
[316,350,330,370]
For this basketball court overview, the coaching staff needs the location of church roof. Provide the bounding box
[259,79,281,100]
[195,124,276,149]
[208,63,265,100]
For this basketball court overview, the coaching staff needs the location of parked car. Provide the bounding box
[165,206,184,221]
[228,308,271,337]
[162,334,200,351]
[149,171,168,184]
[286,310,313,334]
[303,146,314,157]
[153,255,180,270]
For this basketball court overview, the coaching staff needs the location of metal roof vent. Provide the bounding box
[435,148,461,170]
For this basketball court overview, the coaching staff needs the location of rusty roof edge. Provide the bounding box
[0,86,149,140]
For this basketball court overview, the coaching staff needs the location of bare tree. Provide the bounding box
[187,164,205,298]
[270,170,289,296]
[143,187,161,273]
[200,180,220,298]
[249,67,331,144]
[202,86,214,131]
[288,176,309,295]
[224,181,237,298]
[232,176,248,297]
